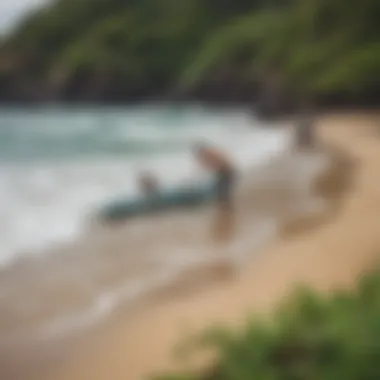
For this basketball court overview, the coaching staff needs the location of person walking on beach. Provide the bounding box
[193,143,236,242]
[295,99,316,149]
[296,116,315,149]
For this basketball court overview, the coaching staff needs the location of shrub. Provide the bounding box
[152,269,380,380]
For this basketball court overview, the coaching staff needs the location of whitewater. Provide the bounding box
[0,105,289,265]
[0,105,329,358]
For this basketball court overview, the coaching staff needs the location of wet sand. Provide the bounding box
[0,124,328,380]
[43,112,380,380]
[1,113,379,380]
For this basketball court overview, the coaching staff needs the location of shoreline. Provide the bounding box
[0,122,319,380]
[46,113,380,380]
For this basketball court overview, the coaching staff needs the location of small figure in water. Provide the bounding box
[138,172,160,197]
[193,143,236,242]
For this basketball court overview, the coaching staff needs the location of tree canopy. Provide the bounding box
[0,0,379,104]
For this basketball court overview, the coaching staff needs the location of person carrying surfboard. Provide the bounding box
[193,143,236,210]
[194,143,236,243]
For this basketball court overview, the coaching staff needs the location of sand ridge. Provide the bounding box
[51,113,380,380]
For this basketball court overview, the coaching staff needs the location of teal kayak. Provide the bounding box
[98,181,217,222]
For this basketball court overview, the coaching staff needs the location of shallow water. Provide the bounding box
[0,105,289,264]
[0,106,330,380]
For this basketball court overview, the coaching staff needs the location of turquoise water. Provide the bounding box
[0,106,208,161]
[1,106,326,356]
[0,106,332,380]
[0,105,288,264]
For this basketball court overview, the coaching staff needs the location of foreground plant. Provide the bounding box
[152,269,380,380]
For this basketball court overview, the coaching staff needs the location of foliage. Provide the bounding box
[152,269,380,380]
[186,0,380,97]
[0,0,379,101]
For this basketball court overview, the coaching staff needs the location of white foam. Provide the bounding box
[0,111,291,266]
[0,107,299,348]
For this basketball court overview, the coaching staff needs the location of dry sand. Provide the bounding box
[50,113,380,380]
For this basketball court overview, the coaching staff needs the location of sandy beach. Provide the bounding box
[37,113,379,380]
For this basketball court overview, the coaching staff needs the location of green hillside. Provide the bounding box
[1,0,379,106]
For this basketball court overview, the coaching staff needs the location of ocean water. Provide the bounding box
[0,105,289,264]
[0,105,327,356]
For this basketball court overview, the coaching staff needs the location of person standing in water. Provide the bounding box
[194,144,236,209]
[193,143,236,242]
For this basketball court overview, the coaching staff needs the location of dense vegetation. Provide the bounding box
[0,0,379,109]
[152,269,380,380]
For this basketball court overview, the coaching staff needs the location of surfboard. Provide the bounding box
[98,181,217,222]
